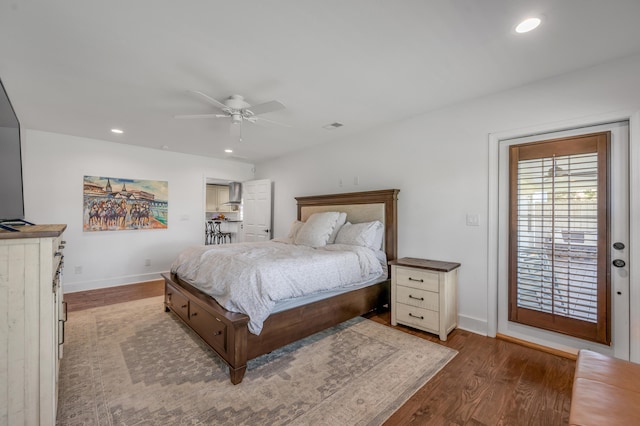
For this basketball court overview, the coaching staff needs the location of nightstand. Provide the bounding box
[389,257,460,341]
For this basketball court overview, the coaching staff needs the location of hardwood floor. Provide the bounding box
[366,311,575,425]
[65,281,574,425]
[64,279,165,312]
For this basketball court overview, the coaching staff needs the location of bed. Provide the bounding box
[162,189,399,384]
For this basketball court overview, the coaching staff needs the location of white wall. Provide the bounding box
[256,53,640,338]
[22,130,254,292]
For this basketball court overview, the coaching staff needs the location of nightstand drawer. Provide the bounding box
[396,286,439,311]
[395,303,439,332]
[395,266,439,292]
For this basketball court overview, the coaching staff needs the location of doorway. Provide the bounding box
[203,177,242,244]
[497,121,630,359]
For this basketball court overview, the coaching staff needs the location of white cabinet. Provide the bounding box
[390,257,460,341]
[0,224,66,425]
[206,185,232,212]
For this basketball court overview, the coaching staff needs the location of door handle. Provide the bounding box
[613,242,625,250]
[264,229,269,233]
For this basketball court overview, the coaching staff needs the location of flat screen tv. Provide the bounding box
[0,78,25,223]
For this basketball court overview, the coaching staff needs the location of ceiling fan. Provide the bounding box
[175,91,290,129]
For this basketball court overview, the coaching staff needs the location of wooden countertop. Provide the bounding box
[0,224,67,239]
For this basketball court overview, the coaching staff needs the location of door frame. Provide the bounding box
[488,110,640,362]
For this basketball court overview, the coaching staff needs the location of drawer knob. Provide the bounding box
[181,304,188,309]
[408,294,424,301]
[191,312,198,317]
[408,277,424,283]
[409,313,424,320]
[213,331,222,336]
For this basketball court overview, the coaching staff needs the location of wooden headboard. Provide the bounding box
[295,189,400,264]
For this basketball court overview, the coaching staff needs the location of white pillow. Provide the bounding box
[273,220,304,244]
[335,220,384,250]
[294,212,340,247]
[327,212,347,244]
[287,220,304,240]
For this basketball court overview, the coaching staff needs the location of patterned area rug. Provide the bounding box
[57,296,457,425]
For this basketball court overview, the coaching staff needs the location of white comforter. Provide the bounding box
[170,241,384,335]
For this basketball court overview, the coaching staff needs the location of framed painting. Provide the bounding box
[83,176,168,232]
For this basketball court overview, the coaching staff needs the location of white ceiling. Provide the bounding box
[2,1,640,163]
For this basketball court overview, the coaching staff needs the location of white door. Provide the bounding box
[497,121,630,359]
[242,179,272,242]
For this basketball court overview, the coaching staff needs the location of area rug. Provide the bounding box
[57,296,457,425]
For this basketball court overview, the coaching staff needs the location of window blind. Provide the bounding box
[516,153,599,322]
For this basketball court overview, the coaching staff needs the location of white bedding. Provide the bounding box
[170,241,385,335]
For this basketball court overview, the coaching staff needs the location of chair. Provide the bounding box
[210,221,232,244]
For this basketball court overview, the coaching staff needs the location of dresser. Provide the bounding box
[389,257,460,341]
[0,224,67,425]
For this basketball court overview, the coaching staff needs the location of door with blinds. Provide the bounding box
[504,122,629,356]
[510,132,611,343]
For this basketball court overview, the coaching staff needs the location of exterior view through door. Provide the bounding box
[509,132,611,344]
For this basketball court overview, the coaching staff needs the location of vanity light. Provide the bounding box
[515,17,541,33]
[111,128,124,134]
[225,149,233,153]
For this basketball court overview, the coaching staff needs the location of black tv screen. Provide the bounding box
[0,78,24,221]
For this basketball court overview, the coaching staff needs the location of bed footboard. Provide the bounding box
[163,273,250,384]
[162,272,389,384]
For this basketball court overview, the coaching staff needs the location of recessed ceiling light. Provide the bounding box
[111,128,124,134]
[161,145,169,150]
[515,17,541,33]
[225,149,233,153]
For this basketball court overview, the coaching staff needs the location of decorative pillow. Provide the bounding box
[335,220,384,250]
[327,212,347,244]
[294,212,340,248]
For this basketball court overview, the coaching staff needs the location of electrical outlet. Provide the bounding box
[74,266,83,275]
[145,259,151,266]
[354,176,359,185]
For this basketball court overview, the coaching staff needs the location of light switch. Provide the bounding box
[466,214,479,226]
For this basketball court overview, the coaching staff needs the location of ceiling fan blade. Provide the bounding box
[246,100,285,116]
[174,113,220,119]
[252,115,292,127]
[188,90,228,110]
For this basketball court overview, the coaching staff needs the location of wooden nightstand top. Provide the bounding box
[388,257,461,272]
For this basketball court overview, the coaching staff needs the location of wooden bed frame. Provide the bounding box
[162,189,399,384]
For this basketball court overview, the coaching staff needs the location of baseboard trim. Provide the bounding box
[63,272,167,293]
[496,333,578,360]
[457,314,488,336]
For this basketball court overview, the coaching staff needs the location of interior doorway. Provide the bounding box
[203,177,243,244]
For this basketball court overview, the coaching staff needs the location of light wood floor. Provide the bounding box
[65,281,574,425]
